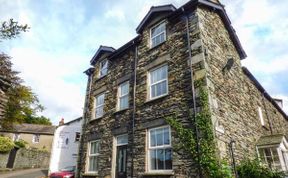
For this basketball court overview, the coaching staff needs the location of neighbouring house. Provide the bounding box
[77,0,288,177]
[0,123,55,169]
[0,123,55,151]
[49,117,83,174]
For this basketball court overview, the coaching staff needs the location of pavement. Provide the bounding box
[0,168,48,178]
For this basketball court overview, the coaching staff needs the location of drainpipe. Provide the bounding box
[229,139,238,178]
[76,71,93,178]
[131,42,138,177]
[183,7,203,178]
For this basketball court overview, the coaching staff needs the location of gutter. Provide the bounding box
[130,40,138,177]
[76,71,94,178]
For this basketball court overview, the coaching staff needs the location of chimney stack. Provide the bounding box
[274,98,283,108]
[59,118,64,126]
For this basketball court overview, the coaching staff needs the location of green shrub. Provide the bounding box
[14,139,27,148]
[237,158,285,178]
[0,136,15,153]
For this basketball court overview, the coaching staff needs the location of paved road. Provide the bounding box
[0,168,48,178]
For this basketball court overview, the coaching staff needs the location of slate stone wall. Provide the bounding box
[78,11,201,178]
[0,89,8,120]
[77,4,288,178]
[197,7,288,162]
[0,148,50,169]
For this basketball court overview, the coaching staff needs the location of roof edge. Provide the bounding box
[197,0,247,59]
[90,45,115,65]
[136,4,177,33]
[242,67,288,120]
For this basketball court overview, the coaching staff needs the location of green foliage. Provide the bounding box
[0,19,29,41]
[14,139,27,148]
[166,80,233,178]
[0,53,51,128]
[237,159,285,178]
[2,84,45,128]
[24,115,52,125]
[0,136,14,153]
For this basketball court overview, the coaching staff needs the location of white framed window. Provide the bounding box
[32,134,40,143]
[87,140,100,173]
[117,82,129,110]
[258,107,265,126]
[148,65,168,100]
[13,133,20,141]
[150,22,166,48]
[258,147,282,170]
[95,93,105,119]
[99,59,108,77]
[148,126,172,172]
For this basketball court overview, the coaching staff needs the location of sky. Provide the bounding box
[0,0,287,125]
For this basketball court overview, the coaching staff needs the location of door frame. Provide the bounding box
[111,134,128,178]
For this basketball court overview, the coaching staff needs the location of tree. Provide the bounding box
[0,19,51,128]
[0,18,29,41]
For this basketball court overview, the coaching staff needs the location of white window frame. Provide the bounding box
[147,125,172,173]
[150,21,167,48]
[117,81,129,111]
[13,133,20,141]
[99,59,108,77]
[86,140,100,174]
[32,134,40,143]
[148,64,168,100]
[258,107,265,126]
[257,146,282,170]
[95,93,105,119]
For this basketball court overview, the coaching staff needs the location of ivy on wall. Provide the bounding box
[166,80,233,178]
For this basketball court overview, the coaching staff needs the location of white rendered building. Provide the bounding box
[49,117,83,173]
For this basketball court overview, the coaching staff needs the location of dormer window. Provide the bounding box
[99,59,108,77]
[150,22,166,48]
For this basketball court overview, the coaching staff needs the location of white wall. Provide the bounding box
[49,119,83,173]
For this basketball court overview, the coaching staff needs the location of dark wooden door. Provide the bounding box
[6,147,18,168]
[116,145,127,178]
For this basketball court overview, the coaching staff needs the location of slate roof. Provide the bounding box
[257,134,286,146]
[90,45,115,65]
[88,0,246,64]
[136,4,177,33]
[0,123,56,135]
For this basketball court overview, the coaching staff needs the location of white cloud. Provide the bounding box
[222,0,288,114]
[9,47,87,124]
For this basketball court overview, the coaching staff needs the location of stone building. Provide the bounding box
[0,74,11,121]
[77,0,288,177]
[0,123,55,152]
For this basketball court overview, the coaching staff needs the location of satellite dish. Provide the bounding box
[222,58,234,73]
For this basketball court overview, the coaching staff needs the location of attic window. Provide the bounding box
[99,59,108,77]
[150,22,166,48]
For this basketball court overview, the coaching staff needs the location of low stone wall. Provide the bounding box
[0,152,9,168]
[0,148,50,169]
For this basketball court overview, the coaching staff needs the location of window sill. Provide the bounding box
[149,41,166,51]
[143,171,174,176]
[89,117,103,122]
[113,108,130,114]
[95,75,107,82]
[145,94,169,104]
